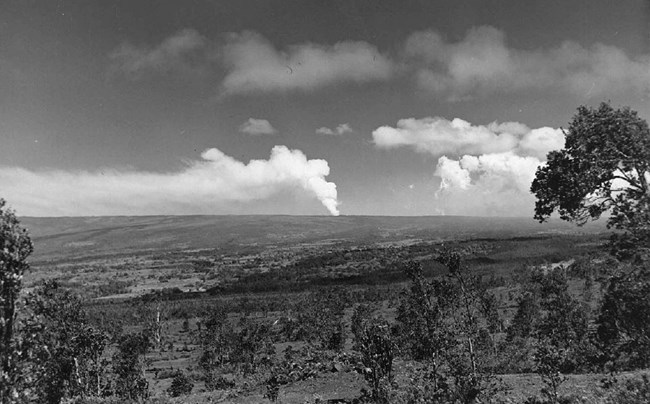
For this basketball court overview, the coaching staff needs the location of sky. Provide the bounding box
[1,0,649,217]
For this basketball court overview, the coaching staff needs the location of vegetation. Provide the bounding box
[0,199,34,403]
[528,102,650,403]
[531,101,650,259]
[351,304,395,403]
[166,371,193,397]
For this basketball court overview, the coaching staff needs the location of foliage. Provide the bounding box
[396,255,502,404]
[395,261,455,362]
[0,199,34,403]
[21,281,110,403]
[282,287,347,350]
[603,375,650,404]
[204,374,236,391]
[199,307,275,386]
[137,298,169,352]
[436,249,503,403]
[112,332,150,401]
[166,371,193,397]
[264,374,282,402]
[531,102,650,259]
[596,269,650,370]
[507,291,541,342]
[229,317,276,376]
[534,268,593,373]
[351,304,396,404]
[508,266,598,404]
[532,341,568,404]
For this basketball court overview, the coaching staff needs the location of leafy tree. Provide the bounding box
[22,281,109,403]
[530,102,650,375]
[283,287,347,350]
[229,317,275,376]
[199,308,275,386]
[395,262,455,363]
[198,307,230,376]
[435,249,502,404]
[396,257,501,404]
[531,102,650,259]
[351,305,395,404]
[0,199,34,403]
[596,270,650,370]
[112,332,150,401]
[506,291,541,342]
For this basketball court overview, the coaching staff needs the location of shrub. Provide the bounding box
[604,375,650,404]
[112,332,150,401]
[166,371,193,397]
[352,304,396,403]
[204,374,236,391]
[597,270,650,370]
[21,281,110,403]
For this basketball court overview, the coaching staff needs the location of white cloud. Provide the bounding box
[239,118,277,135]
[436,156,471,190]
[0,146,339,216]
[405,25,650,99]
[220,31,394,95]
[518,127,567,160]
[434,152,542,216]
[316,123,353,136]
[373,116,563,158]
[109,29,208,78]
[373,116,566,216]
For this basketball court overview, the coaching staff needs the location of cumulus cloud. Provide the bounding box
[0,146,339,216]
[405,25,650,99]
[434,152,542,216]
[373,116,566,215]
[109,29,208,78]
[373,116,563,159]
[315,123,353,136]
[239,118,277,135]
[220,31,394,95]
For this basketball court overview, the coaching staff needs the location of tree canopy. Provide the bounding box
[531,102,650,257]
[0,199,34,403]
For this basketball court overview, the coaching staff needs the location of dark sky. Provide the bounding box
[1,0,649,216]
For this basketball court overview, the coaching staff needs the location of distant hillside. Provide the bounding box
[19,215,606,265]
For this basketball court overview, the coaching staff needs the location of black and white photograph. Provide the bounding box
[1,1,649,402]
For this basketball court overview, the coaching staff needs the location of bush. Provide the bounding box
[166,371,193,397]
[604,375,650,404]
[112,332,150,401]
[204,374,236,391]
[597,270,650,370]
[352,305,396,403]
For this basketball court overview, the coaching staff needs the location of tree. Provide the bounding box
[596,270,650,370]
[0,199,34,403]
[531,102,650,258]
[396,257,501,404]
[530,102,650,373]
[112,332,150,401]
[21,281,109,403]
[352,304,396,404]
